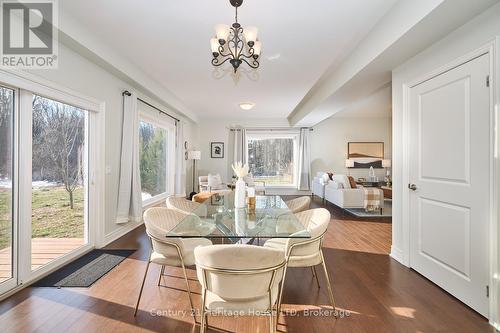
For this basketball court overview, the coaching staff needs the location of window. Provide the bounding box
[139,109,176,205]
[246,132,299,187]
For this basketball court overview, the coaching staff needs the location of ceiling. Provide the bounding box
[60,0,398,120]
[334,84,391,118]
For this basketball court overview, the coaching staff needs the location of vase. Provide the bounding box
[234,177,246,208]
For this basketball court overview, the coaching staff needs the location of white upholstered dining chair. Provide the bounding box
[284,196,311,213]
[194,244,286,333]
[244,173,266,195]
[264,208,336,327]
[166,195,207,216]
[134,207,212,320]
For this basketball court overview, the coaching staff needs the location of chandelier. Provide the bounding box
[210,0,261,73]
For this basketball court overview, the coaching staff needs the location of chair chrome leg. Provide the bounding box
[180,261,197,324]
[200,289,207,333]
[320,250,336,312]
[134,258,151,316]
[312,266,320,288]
[157,265,165,286]
[275,263,288,330]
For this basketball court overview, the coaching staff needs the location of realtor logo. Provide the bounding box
[1,0,58,68]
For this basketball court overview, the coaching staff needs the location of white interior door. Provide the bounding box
[409,53,490,316]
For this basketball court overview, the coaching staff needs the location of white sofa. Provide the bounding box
[324,174,384,209]
[312,172,328,199]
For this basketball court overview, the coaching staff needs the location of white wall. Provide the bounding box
[392,3,500,327]
[197,118,290,185]
[310,117,392,180]
[197,116,392,190]
[26,41,198,240]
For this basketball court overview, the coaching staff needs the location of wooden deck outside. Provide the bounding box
[0,238,84,283]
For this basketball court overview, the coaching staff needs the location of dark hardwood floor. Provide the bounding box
[0,196,493,332]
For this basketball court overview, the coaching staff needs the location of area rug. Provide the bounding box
[33,249,136,288]
[344,200,392,218]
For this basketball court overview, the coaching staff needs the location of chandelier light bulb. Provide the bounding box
[210,38,219,56]
[252,40,262,58]
[243,26,258,46]
[214,24,230,43]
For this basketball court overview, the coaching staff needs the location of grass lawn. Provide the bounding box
[0,186,84,250]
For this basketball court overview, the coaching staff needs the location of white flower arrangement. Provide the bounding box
[231,162,249,178]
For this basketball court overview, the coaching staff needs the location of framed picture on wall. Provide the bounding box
[211,142,224,158]
[347,142,384,168]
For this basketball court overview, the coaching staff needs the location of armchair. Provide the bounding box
[198,174,231,195]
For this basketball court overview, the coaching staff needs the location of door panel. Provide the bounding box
[419,198,470,278]
[0,86,15,288]
[409,54,490,316]
[30,95,87,271]
[419,78,470,183]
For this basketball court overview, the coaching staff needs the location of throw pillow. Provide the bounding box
[208,173,222,190]
[348,176,357,189]
[330,180,344,189]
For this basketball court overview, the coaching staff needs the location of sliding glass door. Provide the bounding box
[30,96,88,271]
[0,86,16,291]
[0,72,100,297]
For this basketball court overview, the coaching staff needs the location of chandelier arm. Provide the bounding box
[240,57,259,69]
[234,26,242,58]
[218,45,232,58]
[235,38,245,59]
[228,37,238,58]
[240,47,255,59]
[212,56,232,67]
[218,50,232,57]
[234,27,244,58]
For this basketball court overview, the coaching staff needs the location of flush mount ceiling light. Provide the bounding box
[239,102,255,110]
[210,0,261,73]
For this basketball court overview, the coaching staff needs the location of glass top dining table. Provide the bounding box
[166,192,311,242]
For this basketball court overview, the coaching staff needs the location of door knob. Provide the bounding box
[408,184,417,191]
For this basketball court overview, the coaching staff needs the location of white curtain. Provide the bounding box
[298,128,311,191]
[116,92,142,224]
[233,128,246,164]
[175,121,186,196]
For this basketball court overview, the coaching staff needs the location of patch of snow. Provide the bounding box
[0,179,11,188]
[32,181,59,188]
[0,180,60,189]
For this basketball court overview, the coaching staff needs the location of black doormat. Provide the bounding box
[33,249,136,288]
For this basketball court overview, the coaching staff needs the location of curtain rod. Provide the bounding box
[228,127,313,131]
[122,90,180,123]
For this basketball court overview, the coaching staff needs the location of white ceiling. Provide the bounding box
[334,84,391,118]
[60,0,397,120]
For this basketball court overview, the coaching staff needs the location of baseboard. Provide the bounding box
[102,222,144,247]
[390,246,408,266]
